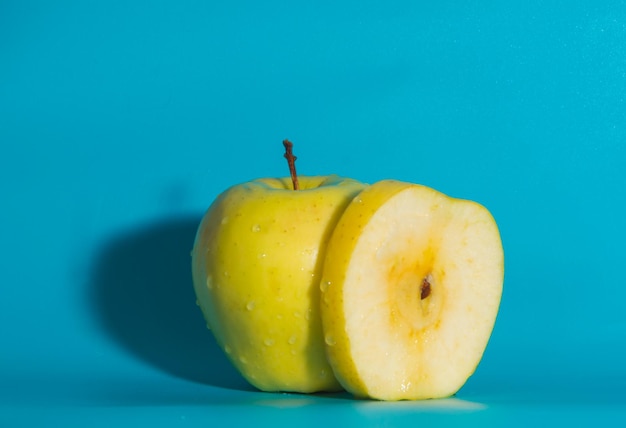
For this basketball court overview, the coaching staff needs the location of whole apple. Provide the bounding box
[191,175,366,392]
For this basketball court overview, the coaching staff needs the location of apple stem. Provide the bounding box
[283,139,300,190]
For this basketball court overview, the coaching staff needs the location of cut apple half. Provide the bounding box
[320,180,504,400]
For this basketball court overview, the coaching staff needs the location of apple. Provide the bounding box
[191,148,367,392]
[319,180,503,400]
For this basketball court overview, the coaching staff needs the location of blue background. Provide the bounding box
[2,1,625,425]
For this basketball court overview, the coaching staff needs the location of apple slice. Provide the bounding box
[320,180,504,400]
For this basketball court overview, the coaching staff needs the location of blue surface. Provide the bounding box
[2,1,626,425]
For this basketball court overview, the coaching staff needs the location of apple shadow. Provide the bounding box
[90,215,252,391]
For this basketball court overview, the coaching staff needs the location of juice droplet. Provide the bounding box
[288,335,297,345]
[251,224,261,232]
[320,281,331,293]
[246,301,255,311]
[325,334,336,346]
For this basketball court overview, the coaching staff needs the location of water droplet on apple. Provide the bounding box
[224,345,232,354]
[195,299,200,306]
[246,301,255,311]
[258,253,267,259]
[293,311,302,318]
[206,275,213,289]
[252,224,261,232]
[206,322,211,330]
[264,338,275,346]
[239,356,248,365]
[320,280,331,293]
[221,217,229,225]
[290,349,297,355]
[320,369,327,378]
[304,310,311,321]
[288,335,297,345]
[325,334,336,346]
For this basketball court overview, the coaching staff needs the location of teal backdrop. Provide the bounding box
[2,1,625,426]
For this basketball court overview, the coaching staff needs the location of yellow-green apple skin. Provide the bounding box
[191,175,366,392]
[320,180,504,400]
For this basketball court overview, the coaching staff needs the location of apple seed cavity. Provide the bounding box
[420,277,431,300]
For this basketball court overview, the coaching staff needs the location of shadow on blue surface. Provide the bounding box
[90,215,252,391]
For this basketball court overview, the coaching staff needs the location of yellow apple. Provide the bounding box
[320,180,504,400]
[191,175,367,392]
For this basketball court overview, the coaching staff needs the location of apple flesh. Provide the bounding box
[191,175,366,392]
[320,180,504,400]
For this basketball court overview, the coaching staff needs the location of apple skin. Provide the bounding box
[191,175,367,392]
